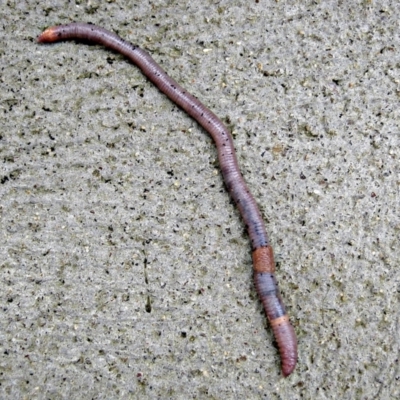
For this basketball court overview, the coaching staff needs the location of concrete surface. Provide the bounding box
[1,1,399,399]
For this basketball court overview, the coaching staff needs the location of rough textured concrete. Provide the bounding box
[1,1,399,399]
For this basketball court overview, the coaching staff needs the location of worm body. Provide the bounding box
[38,22,297,376]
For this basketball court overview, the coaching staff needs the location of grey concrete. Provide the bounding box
[1,1,399,399]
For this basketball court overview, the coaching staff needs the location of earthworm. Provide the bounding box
[37,22,298,376]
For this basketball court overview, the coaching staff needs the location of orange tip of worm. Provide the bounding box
[37,27,58,43]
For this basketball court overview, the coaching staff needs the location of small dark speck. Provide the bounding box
[145,296,152,313]
[300,172,306,179]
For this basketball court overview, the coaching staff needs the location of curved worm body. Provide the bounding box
[38,23,297,376]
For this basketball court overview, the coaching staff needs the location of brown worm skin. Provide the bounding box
[37,22,297,376]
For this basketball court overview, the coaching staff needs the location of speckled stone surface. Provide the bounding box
[1,1,399,398]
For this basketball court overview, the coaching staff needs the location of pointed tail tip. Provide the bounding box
[282,360,296,377]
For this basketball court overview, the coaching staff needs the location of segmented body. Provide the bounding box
[38,22,297,376]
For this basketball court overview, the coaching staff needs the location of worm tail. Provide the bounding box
[253,246,297,376]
